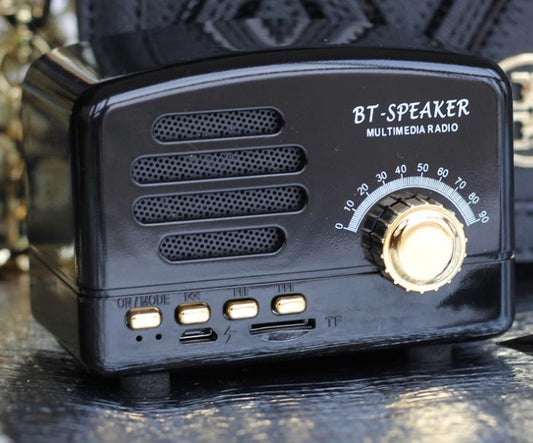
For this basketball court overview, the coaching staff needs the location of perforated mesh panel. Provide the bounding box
[131,146,305,184]
[152,108,283,142]
[160,228,285,261]
[134,186,306,224]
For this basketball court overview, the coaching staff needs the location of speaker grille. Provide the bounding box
[131,146,305,185]
[134,186,306,224]
[152,108,283,142]
[160,228,285,262]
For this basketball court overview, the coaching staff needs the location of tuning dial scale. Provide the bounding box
[335,161,491,293]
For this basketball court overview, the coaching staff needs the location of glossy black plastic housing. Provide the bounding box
[22,22,514,375]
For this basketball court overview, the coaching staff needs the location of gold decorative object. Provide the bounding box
[0,0,74,271]
[500,53,533,168]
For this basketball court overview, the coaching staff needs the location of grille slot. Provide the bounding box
[160,228,285,262]
[131,146,305,185]
[152,108,283,142]
[134,186,306,225]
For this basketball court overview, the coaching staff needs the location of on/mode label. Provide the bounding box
[116,293,170,309]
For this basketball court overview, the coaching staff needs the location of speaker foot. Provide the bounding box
[120,371,171,398]
[406,343,453,364]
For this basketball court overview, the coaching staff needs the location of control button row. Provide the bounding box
[126,294,307,330]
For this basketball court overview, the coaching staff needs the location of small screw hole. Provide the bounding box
[156,334,162,340]
[136,336,143,342]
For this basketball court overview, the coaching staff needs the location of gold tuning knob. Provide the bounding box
[362,193,467,293]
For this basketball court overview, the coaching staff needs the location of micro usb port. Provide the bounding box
[179,327,217,344]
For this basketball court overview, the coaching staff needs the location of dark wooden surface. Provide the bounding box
[1,271,533,443]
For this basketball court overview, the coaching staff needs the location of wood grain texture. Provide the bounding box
[0,272,532,443]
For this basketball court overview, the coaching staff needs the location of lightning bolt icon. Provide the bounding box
[224,326,236,344]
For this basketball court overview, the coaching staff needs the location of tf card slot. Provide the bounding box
[249,319,315,335]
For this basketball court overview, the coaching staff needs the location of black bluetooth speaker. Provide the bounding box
[22,22,514,378]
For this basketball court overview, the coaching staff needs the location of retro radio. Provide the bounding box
[22,21,514,388]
